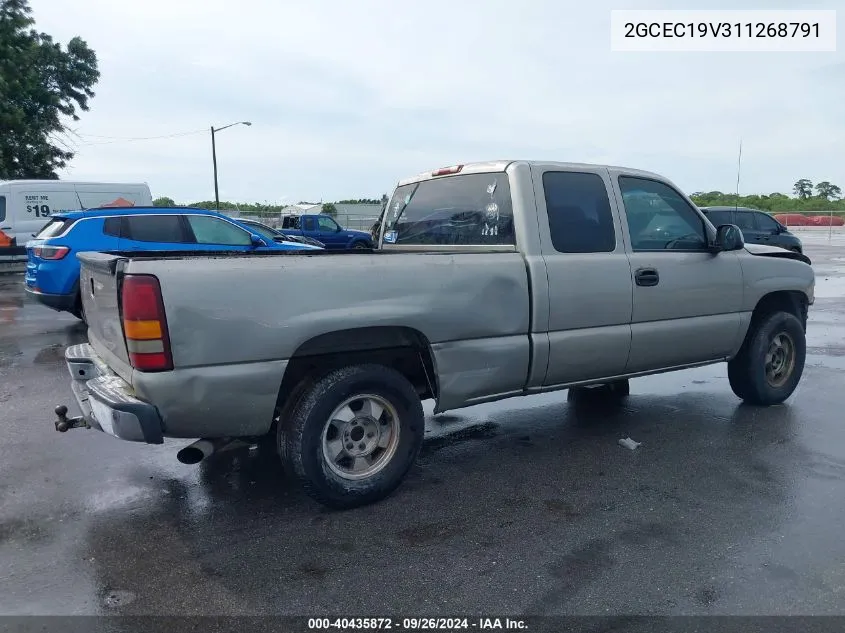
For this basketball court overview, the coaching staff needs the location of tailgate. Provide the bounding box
[78,252,134,382]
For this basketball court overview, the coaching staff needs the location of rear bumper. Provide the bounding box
[64,343,164,444]
[25,286,78,312]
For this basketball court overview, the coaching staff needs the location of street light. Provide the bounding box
[210,121,252,210]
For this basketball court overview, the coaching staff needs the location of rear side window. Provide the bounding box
[383,173,515,246]
[542,172,615,253]
[35,218,75,239]
[0,196,5,222]
[186,216,251,245]
[124,215,186,243]
[103,217,122,237]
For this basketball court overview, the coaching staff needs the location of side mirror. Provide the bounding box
[713,224,744,252]
[336,225,342,232]
[249,233,266,247]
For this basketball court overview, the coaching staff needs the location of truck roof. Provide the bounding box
[396,160,669,187]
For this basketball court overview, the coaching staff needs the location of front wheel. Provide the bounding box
[727,311,806,405]
[279,364,424,509]
[351,241,368,250]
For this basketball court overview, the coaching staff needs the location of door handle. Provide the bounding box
[635,268,660,287]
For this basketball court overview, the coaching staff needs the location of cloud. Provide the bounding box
[28,0,845,202]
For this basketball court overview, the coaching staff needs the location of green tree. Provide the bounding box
[793,179,813,200]
[0,0,99,179]
[321,203,338,216]
[153,196,175,207]
[815,181,842,201]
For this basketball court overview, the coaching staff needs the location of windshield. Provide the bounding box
[383,172,514,246]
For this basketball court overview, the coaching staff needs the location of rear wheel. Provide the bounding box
[727,311,805,405]
[70,292,87,324]
[278,364,424,509]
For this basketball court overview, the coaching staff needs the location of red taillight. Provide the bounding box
[33,245,70,260]
[121,274,173,372]
[431,165,463,177]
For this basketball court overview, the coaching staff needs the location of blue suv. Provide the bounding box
[24,206,320,320]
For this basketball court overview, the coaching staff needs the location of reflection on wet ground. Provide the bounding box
[1,236,845,617]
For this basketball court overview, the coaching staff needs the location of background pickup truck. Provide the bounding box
[59,160,815,510]
[279,213,374,249]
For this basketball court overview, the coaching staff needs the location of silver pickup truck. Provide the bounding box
[56,160,815,509]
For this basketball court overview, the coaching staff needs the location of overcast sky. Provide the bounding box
[31,0,844,204]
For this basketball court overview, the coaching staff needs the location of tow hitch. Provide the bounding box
[54,405,89,433]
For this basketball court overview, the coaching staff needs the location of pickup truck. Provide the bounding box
[56,160,815,510]
[279,214,374,250]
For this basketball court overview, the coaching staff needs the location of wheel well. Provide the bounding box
[273,326,438,422]
[749,291,809,333]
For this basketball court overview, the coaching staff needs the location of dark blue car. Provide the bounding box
[279,214,374,249]
[24,206,320,321]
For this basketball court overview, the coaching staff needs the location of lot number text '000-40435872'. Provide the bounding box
[306,617,528,630]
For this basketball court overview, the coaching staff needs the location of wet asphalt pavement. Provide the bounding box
[2,235,845,619]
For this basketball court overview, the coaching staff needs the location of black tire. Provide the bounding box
[567,379,629,404]
[278,364,424,509]
[70,293,87,324]
[351,241,368,250]
[727,311,805,406]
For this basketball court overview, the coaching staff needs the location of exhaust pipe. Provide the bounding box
[177,438,245,465]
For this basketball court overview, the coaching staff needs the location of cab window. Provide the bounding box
[318,216,339,232]
[383,173,515,246]
[619,177,707,251]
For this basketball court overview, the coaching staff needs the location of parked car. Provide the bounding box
[700,207,804,254]
[56,160,814,510]
[0,180,153,254]
[279,214,373,249]
[25,206,320,321]
[237,218,325,248]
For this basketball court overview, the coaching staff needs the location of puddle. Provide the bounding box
[805,354,845,372]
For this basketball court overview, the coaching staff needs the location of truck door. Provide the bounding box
[610,173,743,373]
[315,215,344,248]
[531,165,634,386]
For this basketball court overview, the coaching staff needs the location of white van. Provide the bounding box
[0,180,153,250]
